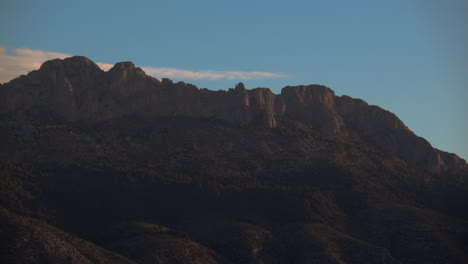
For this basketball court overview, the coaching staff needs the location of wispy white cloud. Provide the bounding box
[0,47,71,83]
[0,47,289,83]
[95,62,113,71]
[141,67,288,80]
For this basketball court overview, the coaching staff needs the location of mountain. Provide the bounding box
[0,56,467,264]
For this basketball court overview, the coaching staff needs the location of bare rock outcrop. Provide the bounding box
[278,85,346,134]
[0,56,466,174]
[335,95,467,173]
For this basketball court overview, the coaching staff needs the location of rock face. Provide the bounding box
[278,85,346,134]
[2,56,468,264]
[0,56,466,174]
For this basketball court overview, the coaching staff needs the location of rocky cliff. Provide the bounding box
[1,56,468,264]
[1,56,465,174]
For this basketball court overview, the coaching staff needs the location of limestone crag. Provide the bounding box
[278,85,346,134]
[0,57,344,131]
[0,56,466,174]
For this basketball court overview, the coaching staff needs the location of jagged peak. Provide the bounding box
[280,84,336,110]
[110,61,136,71]
[107,61,148,81]
[281,84,335,96]
[162,78,173,86]
[235,82,246,91]
[39,56,101,72]
[64,55,96,64]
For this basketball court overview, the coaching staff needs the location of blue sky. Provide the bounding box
[1,0,467,160]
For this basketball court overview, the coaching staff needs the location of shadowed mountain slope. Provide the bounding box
[0,56,467,264]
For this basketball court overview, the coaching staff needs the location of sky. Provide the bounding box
[1,0,467,160]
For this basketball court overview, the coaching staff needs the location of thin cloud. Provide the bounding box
[0,47,71,83]
[96,62,113,71]
[0,47,289,83]
[142,67,288,80]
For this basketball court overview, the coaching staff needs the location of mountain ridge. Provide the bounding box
[1,56,468,263]
[0,56,465,175]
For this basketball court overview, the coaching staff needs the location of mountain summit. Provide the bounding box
[1,56,465,174]
[1,57,467,264]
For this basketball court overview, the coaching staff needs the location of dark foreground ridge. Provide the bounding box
[0,56,467,264]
